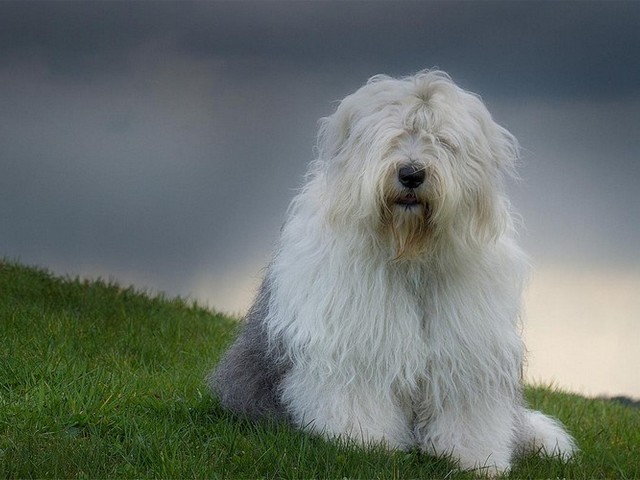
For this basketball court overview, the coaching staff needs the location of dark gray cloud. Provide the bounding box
[2,2,639,98]
[0,1,639,311]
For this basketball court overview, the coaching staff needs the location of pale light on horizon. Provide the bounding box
[524,266,640,398]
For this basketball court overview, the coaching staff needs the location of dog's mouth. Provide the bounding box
[395,191,420,207]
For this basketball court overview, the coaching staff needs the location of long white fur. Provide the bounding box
[218,70,577,475]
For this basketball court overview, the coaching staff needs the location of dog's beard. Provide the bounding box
[381,188,433,260]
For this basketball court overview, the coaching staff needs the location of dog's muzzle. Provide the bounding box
[395,164,426,207]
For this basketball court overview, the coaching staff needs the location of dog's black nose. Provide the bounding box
[398,165,425,189]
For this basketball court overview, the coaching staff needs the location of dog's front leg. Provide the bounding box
[281,367,414,450]
[417,401,518,476]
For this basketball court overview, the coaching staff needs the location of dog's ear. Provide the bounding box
[478,111,520,180]
[464,111,520,243]
[492,124,520,179]
[316,99,356,162]
[317,75,396,163]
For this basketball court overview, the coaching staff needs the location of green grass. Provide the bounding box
[1,260,638,478]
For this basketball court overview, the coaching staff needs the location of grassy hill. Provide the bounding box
[1,261,638,478]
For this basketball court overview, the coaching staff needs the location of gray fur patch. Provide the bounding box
[208,273,291,420]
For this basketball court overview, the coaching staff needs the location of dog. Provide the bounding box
[210,70,577,475]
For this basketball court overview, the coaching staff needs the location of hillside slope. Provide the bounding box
[1,261,638,478]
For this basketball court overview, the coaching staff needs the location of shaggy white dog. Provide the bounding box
[210,70,577,475]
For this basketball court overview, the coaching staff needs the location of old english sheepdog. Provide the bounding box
[210,70,577,474]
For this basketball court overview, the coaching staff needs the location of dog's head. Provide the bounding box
[314,70,519,260]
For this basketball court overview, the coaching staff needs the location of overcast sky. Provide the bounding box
[1,1,639,314]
